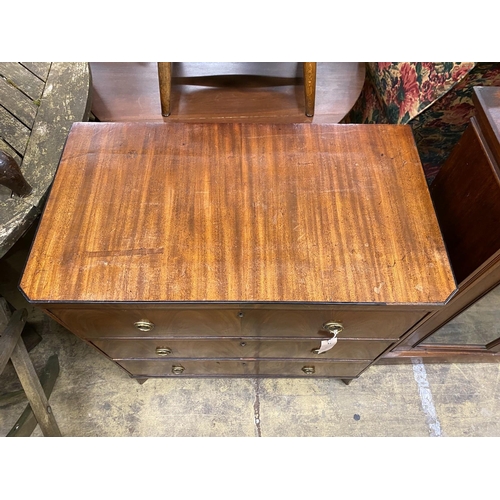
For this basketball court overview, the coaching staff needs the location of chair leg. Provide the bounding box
[1,305,61,437]
[0,308,27,374]
[9,338,62,436]
[303,62,317,117]
[7,355,60,437]
[158,62,172,117]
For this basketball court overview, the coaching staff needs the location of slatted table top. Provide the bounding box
[0,62,91,258]
[20,122,456,305]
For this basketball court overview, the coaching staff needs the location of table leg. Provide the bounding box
[158,62,172,117]
[303,62,317,117]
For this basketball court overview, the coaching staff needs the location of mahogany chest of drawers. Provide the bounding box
[20,122,456,383]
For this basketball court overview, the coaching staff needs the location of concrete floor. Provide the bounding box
[1,228,500,437]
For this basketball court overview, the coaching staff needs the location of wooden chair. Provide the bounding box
[158,62,317,117]
[0,298,61,436]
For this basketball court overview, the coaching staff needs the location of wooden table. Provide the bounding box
[0,63,91,435]
[0,62,92,258]
[89,62,365,124]
[20,122,456,383]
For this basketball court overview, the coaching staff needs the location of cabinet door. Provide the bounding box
[393,272,500,354]
[395,108,500,356]
[419,282,500,351]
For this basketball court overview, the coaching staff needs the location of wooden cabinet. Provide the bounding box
[382,86,500,362]
[20,122,456,381]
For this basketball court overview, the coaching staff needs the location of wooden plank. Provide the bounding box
[0,323,42,408]
[0,62,44,100]
[0,296,9,328]
[0,63,90,258]
[0,138,22,164]
[0,76,38,127]
[0,105,31,155]
[7,355,60,437]
[0,298,40,352]
[9,335,62,436]
[0,304,25,404]
[19,62,92,208]
[0,308,27,374]
[20,62,51,81]
[0,196,39,259]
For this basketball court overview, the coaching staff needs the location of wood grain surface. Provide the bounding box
[303,62,317,117]
[49,306,424,339]
[431,119,500,285]
[20,122,456,305]
[116,359,370,378]
[90,337,393,361]
[0,62,45,100]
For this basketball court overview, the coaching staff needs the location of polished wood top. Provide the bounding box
[20,122,456,305]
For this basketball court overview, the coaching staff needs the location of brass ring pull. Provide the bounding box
[322,322,343,335]
[156,347,172,356]
[134,320,155,332]
[172,365,185,375]
[302,366,315,374]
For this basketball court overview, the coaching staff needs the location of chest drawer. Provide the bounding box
[91,338,394,361]
[52,308,240,339]
[117,359,371,378]
[241,309,425,339]
[51,307,424,340]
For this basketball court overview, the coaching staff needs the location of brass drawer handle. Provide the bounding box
[302,366,315,375]
[322,322,343,335]
[134,319,155,332]
[156,347,172,356]
[172,365,185,375]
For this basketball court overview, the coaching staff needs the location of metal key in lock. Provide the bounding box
[312,322,344,355]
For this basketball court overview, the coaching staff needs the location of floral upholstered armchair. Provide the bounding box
[342,62,500,183]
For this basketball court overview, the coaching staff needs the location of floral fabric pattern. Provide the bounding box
[342,62,500,183]
[411,63,500,181]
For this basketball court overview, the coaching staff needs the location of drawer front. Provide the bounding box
[91,338,393,360]
[52,308,241,339]
[118,359,370,378]
[51,307,424,340]
[241,309,424,339]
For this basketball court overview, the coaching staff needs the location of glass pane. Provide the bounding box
[423,282,500,346]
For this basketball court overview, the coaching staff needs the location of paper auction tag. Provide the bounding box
[316,336,338,354]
